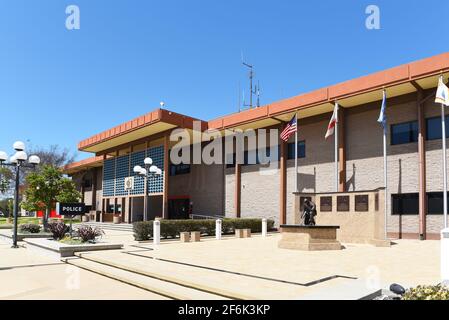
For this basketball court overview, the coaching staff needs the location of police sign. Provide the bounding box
[56,203,86,216]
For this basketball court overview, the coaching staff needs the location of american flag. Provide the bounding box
[280,115,297,142]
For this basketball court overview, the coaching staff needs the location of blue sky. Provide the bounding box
[0,0,448,161]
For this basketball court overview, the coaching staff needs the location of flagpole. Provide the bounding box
[295,111,299,193]
[383,94,388,239]
[335,102,339,192]
[442,102,448,228]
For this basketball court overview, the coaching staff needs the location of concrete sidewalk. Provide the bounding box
[0,243,168,300]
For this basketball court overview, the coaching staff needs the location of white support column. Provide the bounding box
[335,102,339,192]
[216,219,222,240]
[153,220,160,246]
[262,218,267,237]
[442,104,448,229]
[441,228,449,284]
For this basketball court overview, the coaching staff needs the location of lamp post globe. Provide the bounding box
[28,155,41,165]
[156,168,162,175]
[149,165,158,173]
[144,157,153,165]
[0,151,7,162]
[14,151,28,162]
[1,140,40,249]
[13,141,25,152]
[133,165,143,173]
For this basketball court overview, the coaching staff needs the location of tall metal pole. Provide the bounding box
[442,103,448,228]
[12,164,20,248]
[249,67,253,108]
[335,102,339,192]
[295,111,299,193]
[143,166,148,222]
[383,122,388,239]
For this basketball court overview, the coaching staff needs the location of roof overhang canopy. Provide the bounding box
[78,109,207,154]
[63,156,104,175]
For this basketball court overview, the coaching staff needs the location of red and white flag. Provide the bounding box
[325,103,339,139]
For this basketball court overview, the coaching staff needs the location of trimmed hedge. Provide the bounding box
[133,218,275,241]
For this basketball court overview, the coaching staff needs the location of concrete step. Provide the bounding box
[71,250,360,300]
[81,222,133,232]
[64,257,228,300]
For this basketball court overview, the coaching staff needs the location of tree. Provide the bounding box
[19,145,77,184]
[28,145,76,168]
[1,144,76,196]
[0,167,13,194]
[21,165,81,227]
[0,198,13,217]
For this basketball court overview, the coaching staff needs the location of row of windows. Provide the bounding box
[391,115,449,145]
[392,192,449,215]
[226,141,306,168]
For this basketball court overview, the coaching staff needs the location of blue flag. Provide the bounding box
[377,90,387,129]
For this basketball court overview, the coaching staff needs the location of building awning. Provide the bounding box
[63,156,104,175]
[78,109,207,154]
[77,52,449,155]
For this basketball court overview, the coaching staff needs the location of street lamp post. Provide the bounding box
[133,157,162,221]
[0,141,40,248]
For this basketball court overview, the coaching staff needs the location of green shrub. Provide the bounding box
[402,285,449,300]
[133,218,275,241]
[19,223,41,234]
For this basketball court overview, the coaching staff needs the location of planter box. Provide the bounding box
[24,237,123,258]
[113,216,121,224]
[82,216,90,222]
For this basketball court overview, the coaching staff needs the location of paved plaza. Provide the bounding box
[0,229,441,300]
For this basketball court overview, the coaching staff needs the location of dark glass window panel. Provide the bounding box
[287,141,306,160]
[391,121,418,145]
[170,164,191,176]
[426,116,449,141]
[427,192,449,215]
[392,193,419,215]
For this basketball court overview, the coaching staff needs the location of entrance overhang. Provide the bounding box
[78,109,207,154]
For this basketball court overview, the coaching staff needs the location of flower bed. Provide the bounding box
[402,285,449,300]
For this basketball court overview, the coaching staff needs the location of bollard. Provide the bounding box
[442,228,449,284]
[215,219,222,240]
[262,218,267,237]
[153,220,161,246]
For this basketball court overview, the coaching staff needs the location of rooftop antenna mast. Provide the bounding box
[241,52,257,109]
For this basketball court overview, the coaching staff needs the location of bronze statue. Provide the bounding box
[301,199,317,226]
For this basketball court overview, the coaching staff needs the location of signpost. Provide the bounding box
[56,203,86,236]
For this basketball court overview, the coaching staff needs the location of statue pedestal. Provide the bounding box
[278,225,342,251]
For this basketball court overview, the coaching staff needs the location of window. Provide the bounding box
[426,116,449,141]
[226,149,277,168]
[392,193,419,215]
[287,141,306,160]
[427,192,449,215]
[391,121,418,145]
[169,148,191,176]
[170,163,191,176]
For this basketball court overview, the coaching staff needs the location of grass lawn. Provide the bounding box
[0,217,81,225]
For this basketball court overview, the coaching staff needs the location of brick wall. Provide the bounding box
[225,92,449,237]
